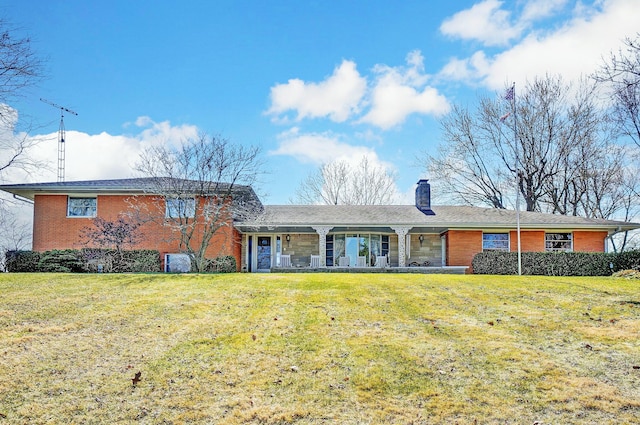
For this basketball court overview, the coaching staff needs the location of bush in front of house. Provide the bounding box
[203,255,237,273]
[38,249,86,273]
[609,250,640,272]
[120,250,162,272]
[472,251,614,276]
[5,250,42,272]
[81,248,161,273]
[5,249,161,273]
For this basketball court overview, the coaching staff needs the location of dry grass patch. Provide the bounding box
[0,273,639,424]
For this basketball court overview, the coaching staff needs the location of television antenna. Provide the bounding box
[40,98,78,182]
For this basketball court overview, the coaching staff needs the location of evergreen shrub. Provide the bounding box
[5,250,42,272]
[204,255,237,273]
[472,251,614,276]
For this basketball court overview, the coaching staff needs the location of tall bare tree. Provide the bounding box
[595,33,640,148]
[294,156,399,205]
[426,75,633,221]
[0,19,46,261]
[134,134,264,272]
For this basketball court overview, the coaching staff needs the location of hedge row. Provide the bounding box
[5,249,239,274]
[203,255,237,273]
[472,250,640,276]
[6,249,161,273]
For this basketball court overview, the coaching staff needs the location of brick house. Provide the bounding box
[1,178,638,273]
[1,178,260,271]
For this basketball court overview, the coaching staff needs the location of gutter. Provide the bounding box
[12,194,34,205]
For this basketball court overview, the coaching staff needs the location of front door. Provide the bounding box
[256,236,272,271]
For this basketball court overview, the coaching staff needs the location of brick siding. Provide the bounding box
[446,229,608,272]
[32,194,241,270]
[573,230,607,252]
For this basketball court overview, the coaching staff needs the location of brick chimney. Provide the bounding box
[415,179,435,215]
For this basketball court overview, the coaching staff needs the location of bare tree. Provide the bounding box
[134,134,264,272]
[595,33,640,148]
[0,18,46,257]
[427,75,632,220]
[0,19,45,179]
[0,204,31,271]
[294,156,399,205]
[81,216,143,252]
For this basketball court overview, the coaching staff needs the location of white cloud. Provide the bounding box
[440,0,521,47]
[266,51,450,130]
[521,0,569,22]
[3,117,199,183]
[269,127,377,165]
[266,60,367,123]
[439,0,640,90]
[439,51,491,81]
[359,51,450,129]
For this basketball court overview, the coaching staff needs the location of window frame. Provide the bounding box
[165,197,196,218]
[545,232,573,252]
[482,232,510,252]
[67,196,97,218]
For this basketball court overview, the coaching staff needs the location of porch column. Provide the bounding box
[391,226,412,267]
[312,226,333,267]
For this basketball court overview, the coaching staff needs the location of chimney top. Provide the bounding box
[415,179,435,216]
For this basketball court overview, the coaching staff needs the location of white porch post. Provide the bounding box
[391,226,411,267]
[312,226,333,267]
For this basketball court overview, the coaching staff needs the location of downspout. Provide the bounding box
[607,226,624,253]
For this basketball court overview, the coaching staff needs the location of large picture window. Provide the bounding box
[166,197,196,218]
[483,233,509,251]
[67,197,97,217]
[545,233,572,252]
[330,233,389,267]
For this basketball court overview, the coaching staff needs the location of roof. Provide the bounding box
[235,204,640,232]
[0,178,259,203]
[2,179,637,233]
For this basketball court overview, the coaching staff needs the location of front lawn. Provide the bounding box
[0,273,638,424]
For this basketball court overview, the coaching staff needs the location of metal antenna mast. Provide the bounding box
[40,98,78,182]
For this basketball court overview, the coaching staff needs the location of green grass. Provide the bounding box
[0,273,639,424]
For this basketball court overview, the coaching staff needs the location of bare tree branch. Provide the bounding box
[595,33,640,148]
[426,75,638,228]
[133,134,264,272]
[293,156,399,205]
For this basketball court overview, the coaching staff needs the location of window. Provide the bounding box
[67,197,97,217]
[329,233,390,267]
[545,233,572,252]
[483,233,509,251]
[166,197,196,218]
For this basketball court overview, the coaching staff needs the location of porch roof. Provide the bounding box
[235,204,639,233]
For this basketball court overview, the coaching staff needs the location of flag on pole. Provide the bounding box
[504,84,515,101]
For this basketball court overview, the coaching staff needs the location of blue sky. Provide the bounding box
[4,0,640,204]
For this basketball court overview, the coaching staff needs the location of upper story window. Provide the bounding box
[67,197,97,217]
[482,233,509,251]
[545,232,572,252]
[165,197,196,218]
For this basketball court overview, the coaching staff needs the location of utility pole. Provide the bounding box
[40,98,78,182]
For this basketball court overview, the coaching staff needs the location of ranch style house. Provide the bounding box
[1,178,638,273]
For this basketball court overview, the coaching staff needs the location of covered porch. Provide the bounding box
[240,224,457,273]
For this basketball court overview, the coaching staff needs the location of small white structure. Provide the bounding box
[165,253,191,273]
